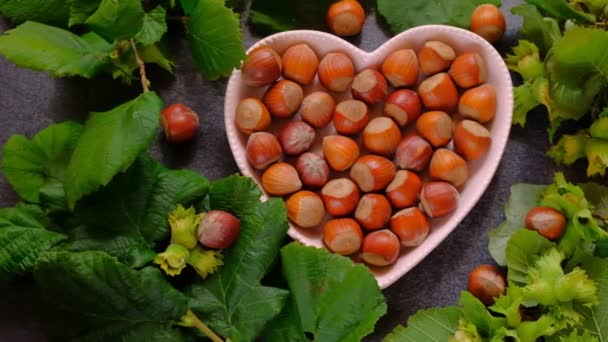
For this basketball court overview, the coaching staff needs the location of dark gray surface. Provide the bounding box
[0,1,590,341]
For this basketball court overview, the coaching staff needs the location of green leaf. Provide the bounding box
[264,244,386,342]
[140,44,174,72]
[0,0,70,26]
[377,0,501,33]
[582,0,608,15]
[585,138,608,177]
[590,117,608,139]
[186,0,246,80]
[459,291,506,336]
[506,229,556,285]
[135,6,167,46]
[575,256,608,341]
[0,21,112,78]
[250,0,360,33]
[512,78,548,127]
[384,307,461,342]
[85,0,144,41]
[179,0,195,15]
[34,251,188,340]
[579,182,608,219]
[558,330,600,342]
[1,121,81,205]
[547,132,588,167]
[0,204,66,280]
[526,0,595,23]
[73,155,209,247]
[506,40,546,82]
[68,0,101,26]
[188,176,290,341]
[488,184,547,266]
[511,5,561,57]
[64,92,163,208]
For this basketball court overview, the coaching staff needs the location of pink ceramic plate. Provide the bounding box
[224,26,513,289]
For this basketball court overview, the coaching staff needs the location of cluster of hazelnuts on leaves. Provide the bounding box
[467,205,567,306]
[235,21,502,267]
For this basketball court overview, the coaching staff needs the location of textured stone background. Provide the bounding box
[0,1,591,340]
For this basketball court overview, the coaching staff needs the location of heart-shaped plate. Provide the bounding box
[224,26,513,289]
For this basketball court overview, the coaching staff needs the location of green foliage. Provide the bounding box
[511,5,561,57]
[186,0,246,80]
[575,257,608,341]
[64,92,163,208]
[1,121,81,205]
[84,0,144,42]
[510,3,608,176]
[377,0,501,33]
[188,176,290,341]
[70,155,209,260]
[0,204,66,279]
[0,21,112,78]
[135,6,167,46]
[506,229,556,285]
[526,0,594,23]
[264,244,386,342]
[0,0,70,26]
[34,251,189,340]
[488,183,547,265]
[68,0,101,27]
[383,307,461,342]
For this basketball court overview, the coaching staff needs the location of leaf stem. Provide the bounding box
[167,15,189,23]
[185,310,224,342]
[129,39,150,93]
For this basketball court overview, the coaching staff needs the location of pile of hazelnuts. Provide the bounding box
[235,37,497,268]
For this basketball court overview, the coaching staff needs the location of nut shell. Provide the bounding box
[323,135,360,171]
[318,52,356,92]
[470,4,506,43]
[454,120,492,161]
[300,92,336,128]
[235,98,271,135]
[278,121,316,156]
[384,89,422,127]
[354,194,392,230]
[261,162,302,196]
[459,84,497,123]
[351,69,388,105]
[241,46,282,87]
[321,178,361,217]
[390,207,430,247]
[361,230,400,266]
[295,152,330,188]
[416,111,454,148]
[326,0,366,37]
[350,155,397,192]
[417,73,459,113]
[395,135,433,172]
[449,52,487,89]
[286,191,326,228]
[420,182,459,218]
[263,80,304,118]
[323,218,364,255]
[246,132,282,170]
[281,43,319,85]
[362,117,402,156]
[381,49,419,88]
[386,170,422,209]
[333,99,370,135]
[418,41,456,75]
[429,148,469,187]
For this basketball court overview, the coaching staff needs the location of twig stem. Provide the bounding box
[187,310,224,342]
[129,39,150,93]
